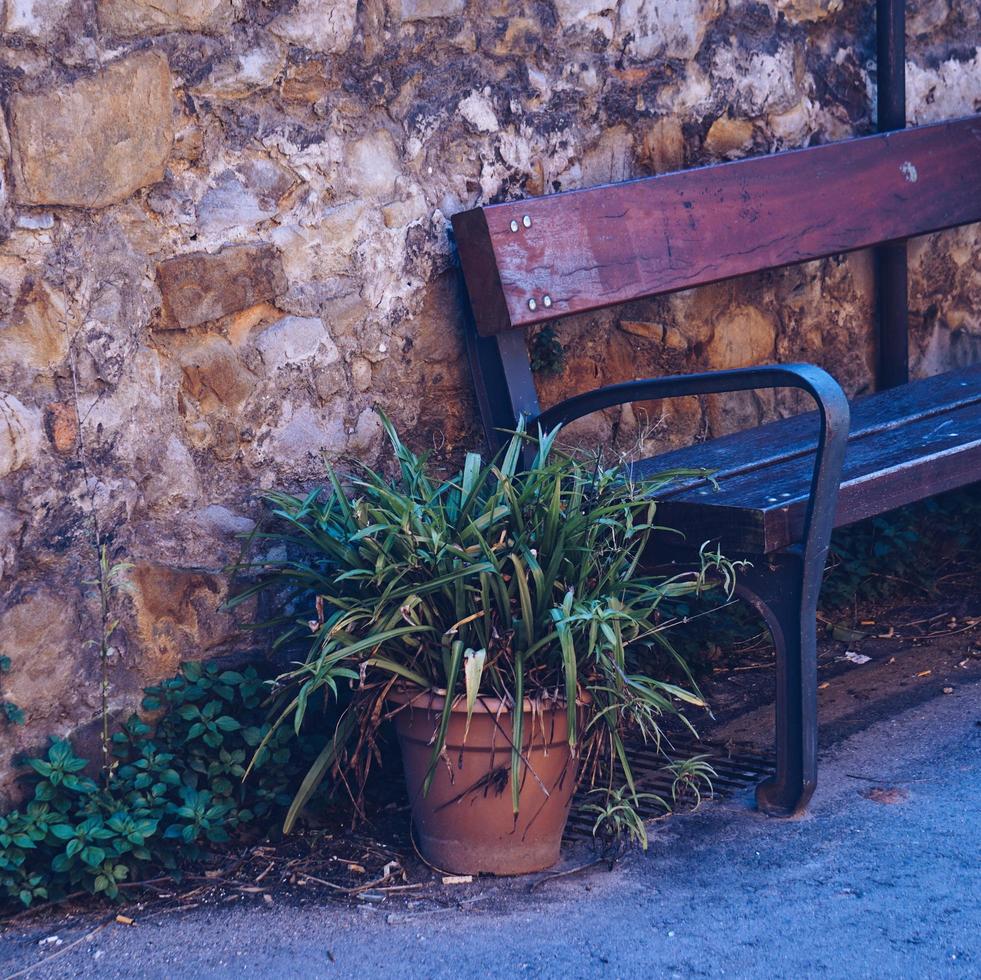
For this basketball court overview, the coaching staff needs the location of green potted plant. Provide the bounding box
[230,415,738,875]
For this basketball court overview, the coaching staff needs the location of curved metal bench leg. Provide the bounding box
[735,552,817,816]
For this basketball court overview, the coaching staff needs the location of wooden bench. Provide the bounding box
[451,113,981,817]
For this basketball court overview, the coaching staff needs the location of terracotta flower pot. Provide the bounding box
[389,688,579,876]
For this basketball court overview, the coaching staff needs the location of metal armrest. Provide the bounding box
[533,362,850,584]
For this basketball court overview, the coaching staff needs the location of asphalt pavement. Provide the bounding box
[2,679,979,979]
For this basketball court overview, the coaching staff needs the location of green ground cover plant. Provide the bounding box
[0,655,24,728]
[0,662,324,910]
[528,326,565,375]
[821,483,981,610]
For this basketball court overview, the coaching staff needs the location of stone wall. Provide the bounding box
[0,0,978,800]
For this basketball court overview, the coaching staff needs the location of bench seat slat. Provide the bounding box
[633,364,981,494]
[634,365,981,554]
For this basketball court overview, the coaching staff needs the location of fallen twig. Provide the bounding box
[254,861,276,884]
[5,919,112,979]
[528,858,606,892]
[295,870,404,896]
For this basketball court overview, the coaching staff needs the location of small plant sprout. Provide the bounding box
[83,546,134,783]
[667,754,717,808]
[0,654,24,727]
[582,786,668,854]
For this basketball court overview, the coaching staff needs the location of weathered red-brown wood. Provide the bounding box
[453,116,981,337]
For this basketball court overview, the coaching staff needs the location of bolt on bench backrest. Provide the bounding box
[452,116,981,446]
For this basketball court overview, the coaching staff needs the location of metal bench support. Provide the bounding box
[535,364,851,815]
[736,554,816,815]
[875,0,909,390]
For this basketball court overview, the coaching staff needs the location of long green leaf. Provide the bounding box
[511,653,524,815]
[361,658,428,688]
[283,711,357,833]
[424,640,465,795]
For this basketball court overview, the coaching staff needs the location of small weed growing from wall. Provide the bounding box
[84,546,133,782]
[0,656,24,728]
[529,326,565,375]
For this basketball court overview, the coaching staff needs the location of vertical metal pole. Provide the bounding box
[874,0,909,389]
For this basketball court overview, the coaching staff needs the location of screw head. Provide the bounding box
[509,219,519,233]
[542,294,552,308]
[522,214,532,228]
[528,298,537,311]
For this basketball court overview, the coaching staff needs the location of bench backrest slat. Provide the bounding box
[453,116,981,338]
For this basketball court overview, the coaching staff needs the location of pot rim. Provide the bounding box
[387,684,589,716]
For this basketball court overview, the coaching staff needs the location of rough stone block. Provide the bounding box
[97,0,241,34]
[3,0,73,40]
[142,435,201,511]
[43,402,79,454]
[580,126,634,185]
[619,0,723,60]
[9,52,174,209]
[776,0,842,23]
[0,590,87,734]
[271,202,367,281]
[457,91,500,133]
[0,279,69,378]
[704,306,779,434]
[908,0,950,36]
[640,117,685,174]
[620,321,688,351]
[191,33,286,99]
[259,401,347,466]
[179,336,254,413]
[195,173,277,237]
[130,562,237,681]
[401,0,465,21]
[344,131,401,201]
[0,393,43,477]
[255,316,339,371]
[907,51,981,125]
[269,0,357,53]
[156,243,286,329]
[708,306,776,369]
[486,17,541,57]
[281,61,330,103]
[553,0,613,30]
[704,115,756,157]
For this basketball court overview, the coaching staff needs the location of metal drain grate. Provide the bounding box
[564,738,776,841]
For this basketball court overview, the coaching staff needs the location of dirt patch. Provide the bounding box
[861,786,910,805]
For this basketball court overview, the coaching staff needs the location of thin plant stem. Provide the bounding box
[57,243,114,784]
